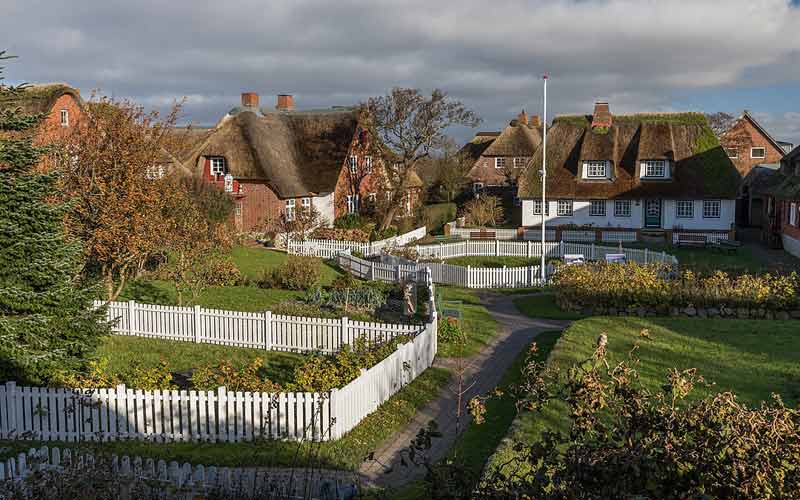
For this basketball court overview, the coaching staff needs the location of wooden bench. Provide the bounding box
[470,231,496,240]
[676,234,707,248]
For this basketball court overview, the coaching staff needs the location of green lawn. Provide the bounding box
[97,336,303,386]
[486,316,800,477]
[512,294,585,320]
[437,287,498,358]
[443,256,542,268]
[625,242,765,274]
[0,367,451,471]
[120,246,341,311]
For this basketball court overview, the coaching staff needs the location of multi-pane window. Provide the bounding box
[590,200,606,216]
[145,164,165,180]
[725,148,738,159]
[285,199,296,221]
[584,161,607,178]
[473,182,484,194]
[532,199,549,216]
[513,157,527,168]
[614,200,632,217]
[751,147,766,159]
[347,194,360,214]
[234,204,242,217]
[60,109,69,127]
[676,200,694,218]
[703,200,721,218]
[494,157,507,169]
[349,155,358,174]
[301,197,312,213]
[557,199,573,216]
[364,156,373,173]
[209,157,227,176]
[641,160,667,178]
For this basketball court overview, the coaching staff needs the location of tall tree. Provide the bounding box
[434,138,472,202]
[364,88,481,230]
[0,53,109,383]
[58,97,183,300]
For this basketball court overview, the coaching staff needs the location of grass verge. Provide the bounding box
[512,294,585,320]
[0,368,451,471]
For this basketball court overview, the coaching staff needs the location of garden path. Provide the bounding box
[356,291,570,489]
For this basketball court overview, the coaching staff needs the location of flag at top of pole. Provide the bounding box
[540,74,548,283]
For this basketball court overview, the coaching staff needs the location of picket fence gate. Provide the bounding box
[1,272,438,445]
[287,226,426,258]
[0,445,357,499]
[96,300,422,355]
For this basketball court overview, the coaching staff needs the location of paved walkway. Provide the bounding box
[357,292,569,489]
[738,227,800,272]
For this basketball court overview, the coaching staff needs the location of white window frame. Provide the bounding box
[557,199,573,216]
[301,197,312,213]
[676,200,694,219]
[346,194,360,215]
[145,164,165,180]
[473,182,484,194]
[641,160,667,178]
[367,192,376,203]
[584,160,608,179]
[60,109,69,127]
[790,202,798,227]
[725,148,738,159]
[364,155,373,173]
[348,155,358,174]
[513,157,526,169]
[209,157,227,177]
[614,200,632,217]
[703,200,721,219]
[532,199,549,216]
[494,157,507,169]
[285,199,296,221]
[750,147,766,159]
[234,204,242,217]
[590,200,606,216]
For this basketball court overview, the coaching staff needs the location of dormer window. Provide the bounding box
[209,156,227,177]
[583,160,609,179]
[495,157,507,169]
[641,160,668,179]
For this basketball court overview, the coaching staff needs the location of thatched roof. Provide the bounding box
[768,145,800,200]
[180,107,360,198]
[482,120,542,157]
[0,83,82,116]
[458,132,499,162]
[518,112,740,200]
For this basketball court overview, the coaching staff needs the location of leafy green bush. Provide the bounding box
[333,214,373,231]
[258,255,321,290]
[190,358,282,392]
[202,256,244,286]
[438,318,465,343]
[122,361,176,390]
[55,358,175,390]
[304,285,387,311]
[554,263,800,311]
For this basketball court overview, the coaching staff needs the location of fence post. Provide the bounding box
[370,262,375,281]
[644,248,649,264]
[495,239,500,256]
[467,265,472,288]
[193,305,202,343]
[396,264,401,283]
[5,382,16,439]
[329,389,339,440]
[591,243,596,261]
[661,250,666,263]
[264,311,273,351]
[559,240,564,258]
[527,240,532,258]
[127,300,137,335]
[341,317,349,344]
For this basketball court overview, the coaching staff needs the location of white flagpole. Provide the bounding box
[540,74,548,283]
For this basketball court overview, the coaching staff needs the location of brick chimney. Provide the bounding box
[241,92,259,108]
[517,109,528,126]
[529,114,541,127]
[276,94,295,111]
[591,101,612,129]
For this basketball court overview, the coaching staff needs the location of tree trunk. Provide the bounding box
[379,204,399,232]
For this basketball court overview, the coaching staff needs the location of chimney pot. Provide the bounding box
[529,114,541,127]
[277,94,295,111]
[591,101,612,129]
[517,109,529,126]
[241,92,259,108]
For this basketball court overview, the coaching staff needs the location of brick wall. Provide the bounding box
[333,129,380,218]
[468,156,524,186]
[720,117,785,178]
[238,181,285,233]
[35,94,83,171]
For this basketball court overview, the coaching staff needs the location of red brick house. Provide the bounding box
[763,145,800,257]
[719,111,793,226]
[0,83,83,170]
[176,92,413,233]
[463,110,543,192]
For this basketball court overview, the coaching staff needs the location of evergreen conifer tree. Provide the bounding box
[0,52,108,384]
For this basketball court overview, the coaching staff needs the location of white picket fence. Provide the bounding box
[446,225,519,240]
[1,273,438,444]
[96,300,421,355]
[1,445,356,499]
[287,226,427,258]
[672,231,730,244]
[601,230,638,242]
[523,228,558,241]
[337,252,551,289]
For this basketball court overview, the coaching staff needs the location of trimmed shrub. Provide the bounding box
[554,263,799,312]
[258,255,321,290]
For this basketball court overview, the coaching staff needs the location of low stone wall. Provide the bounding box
[559,298,800,320]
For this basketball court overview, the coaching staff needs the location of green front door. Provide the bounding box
[645,199,661,228]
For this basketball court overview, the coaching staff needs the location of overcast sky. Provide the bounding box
[3,0,800,145]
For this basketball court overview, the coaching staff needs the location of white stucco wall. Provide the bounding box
[783,233,800,259]
[521,199,735,231]
[314,192,335,227]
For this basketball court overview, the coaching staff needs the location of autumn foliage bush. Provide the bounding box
[258,255,322,290]
[190,358,282,393]
[554,262,799,311]
[311,227,370,242]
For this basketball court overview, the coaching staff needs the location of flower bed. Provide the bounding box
[553,263,800,319]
